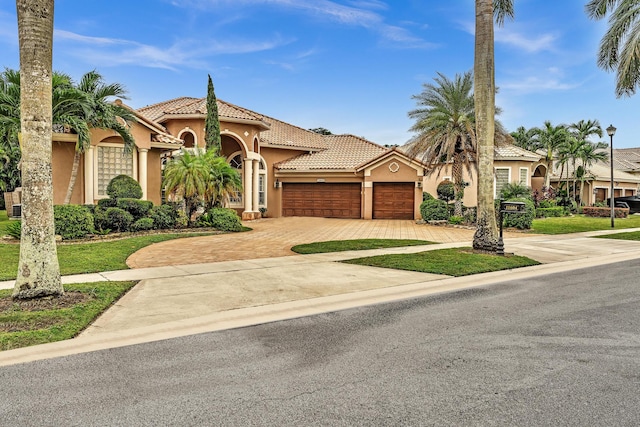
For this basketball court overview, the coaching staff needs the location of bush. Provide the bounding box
[497,198,535,229]
[198,207,242,232]
[420,198,449,221]
[437,181,455,203]
[97,198,118,209]
[537,199,557,209]
[148,204,178,229]
[583,206,629,218]
[536,207,565,218]
[463,207,477,224]
[132,217,154,232]
[106,175,142,200]
[117,198,153,220]
[422,192,434,201]
[54,204,94,240]
[499,182,532,200]
[94,207,134,232]
[448,216,464,225]
[6,220,21,239]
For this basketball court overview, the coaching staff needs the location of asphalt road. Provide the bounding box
[1,260,640,426]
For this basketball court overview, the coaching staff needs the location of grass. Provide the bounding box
[0,210,10,236]
[532,214,640,234]
[595,231,640,241]
[0,231,220,281]
[291,239,435,254]
[0,281,135,351]
[343,247,539,277]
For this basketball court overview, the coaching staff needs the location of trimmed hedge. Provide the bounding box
[535,207,565,218]
[117,198,153,220]
[197,207,242,232]
[97,198,118,209]
[148,204,179,229]
[94,207,134,232]
[106,175,142,200]
[132,217,154,232]
[497,197,535,230]
[54,204,94,239]
[583,206,629,218]
[420,198,449,221]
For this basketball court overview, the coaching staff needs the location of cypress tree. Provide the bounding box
[205,74,221,152]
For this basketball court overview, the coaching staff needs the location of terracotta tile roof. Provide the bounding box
[549,158,640,183]
[137,97,266,124]
[275,134,388,171]
[259,114,327,150]
[494,142,541,161]
[613,148,640,171]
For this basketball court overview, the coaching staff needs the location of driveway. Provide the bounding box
[126,217,527,268]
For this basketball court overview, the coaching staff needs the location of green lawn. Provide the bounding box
[0,231,220,281]
[0,210,10,236]
[0,281,135,351]
[532,214,640,234]
[595,230,640,241]
[291,239,434,254]
[343,247,539,276]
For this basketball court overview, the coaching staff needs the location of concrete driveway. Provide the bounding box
[127,217,525,268]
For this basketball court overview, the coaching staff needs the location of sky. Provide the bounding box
[1,0,639,148]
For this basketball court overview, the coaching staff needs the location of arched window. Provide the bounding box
[229,153,243,206]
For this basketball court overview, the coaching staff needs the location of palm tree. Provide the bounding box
[511,126,540,152]
[14,0,62,299]
[406,71,476,217]
[472,0,514,253]
[163,148,209,222]
[576,141,609,205]
[567,119,603,202]
[586,0,640,97]
[63,71,135,204]
[534,121,570,187]
[202,149,242,209]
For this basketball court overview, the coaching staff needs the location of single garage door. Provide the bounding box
[282,183,361,218]
[373,182,415,219]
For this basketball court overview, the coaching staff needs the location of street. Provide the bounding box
[1,259,640,426]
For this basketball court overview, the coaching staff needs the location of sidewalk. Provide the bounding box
[1,228,640,366]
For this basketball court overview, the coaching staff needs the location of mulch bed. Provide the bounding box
[0,291,91,313]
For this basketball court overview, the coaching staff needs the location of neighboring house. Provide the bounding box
[43,97,428,220]
[414,143,545,207]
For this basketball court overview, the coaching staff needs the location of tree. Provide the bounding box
[576,141,609,205]
[204,74,221,151]
[534,121,570,187]
[202,149,242,209]
[406,71,477,217]
[163,148,209,222]
[309,127,333,135]
[472,0,514,253]
[586,0,640,97]
[511,126,540,152]
[13,0,62,299]
[63,71,135,204]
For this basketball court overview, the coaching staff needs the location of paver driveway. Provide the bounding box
[126,217,523,268]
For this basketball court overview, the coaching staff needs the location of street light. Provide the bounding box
[607,124,616,228]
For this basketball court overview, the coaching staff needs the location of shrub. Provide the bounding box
[117,198,153,220]
[198,207,242,231]
[54,204,94,240]
[94,207,134,232]
[463,207,477,224]
[537,199,557,209]
[83,204,96,215]
[132,217,154,232]
[97,198,118,209]
[536,207,565,218]
[422,192,434,201]
[437,181,455,202]
[106,175,142,200]
[448,215,464,225]
[420,198,449,221]
[0,196,5,211]
[148,204,178,229]
[5,220,21,239]
[583,206,629,218]
[499,182,532,200]
[497,198,535,229]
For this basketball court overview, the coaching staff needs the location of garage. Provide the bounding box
[372,182,415,219]
[282,183,361,218]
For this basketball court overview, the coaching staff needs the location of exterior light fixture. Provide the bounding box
[606,124,616,228]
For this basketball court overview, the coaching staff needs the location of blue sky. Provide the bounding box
[1,0,639,148]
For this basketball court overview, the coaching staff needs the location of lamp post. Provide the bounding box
[607,124,616,228]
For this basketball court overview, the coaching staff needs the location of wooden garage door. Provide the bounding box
[282,183,361,218]
[373,182,415,219]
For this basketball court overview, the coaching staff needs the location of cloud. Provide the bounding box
[55,29,293,71]
[500,74,580,94]
[460,20,558,53]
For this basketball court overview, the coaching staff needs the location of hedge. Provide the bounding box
[197,207,242,232]
[497,197,535,229]
[54,204,95,239]
[117,198,153,220]
[535,207,565,218]
[420,198,449,221]
[583,206,629,218]
[106,175,143,200]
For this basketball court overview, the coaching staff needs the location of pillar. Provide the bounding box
[138,148,148,200]
[84,145,94,204]
[252,159,260,216]
[243,157,254,215]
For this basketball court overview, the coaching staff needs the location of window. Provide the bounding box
[259,160,266,207]
[519,168,528,185]
[494,168,510,198]
[229,154,243,205]
[97,145,134,197]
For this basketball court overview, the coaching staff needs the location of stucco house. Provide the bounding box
[43,97,428,220]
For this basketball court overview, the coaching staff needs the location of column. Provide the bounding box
[252,159,260,215]
[84,145,94,204]
[243,158,254,214]
[138,148,148,200]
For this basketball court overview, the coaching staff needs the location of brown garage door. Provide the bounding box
[373,182,415,219]
[282,183,361,218]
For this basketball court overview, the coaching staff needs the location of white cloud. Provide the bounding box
[495,27,558,53]
[500,75,579,94]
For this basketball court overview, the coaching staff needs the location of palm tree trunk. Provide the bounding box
[472,0,499,252]
[14,0,62,299]
[63,150,81,204]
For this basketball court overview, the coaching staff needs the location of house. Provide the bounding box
[43,97,428,220]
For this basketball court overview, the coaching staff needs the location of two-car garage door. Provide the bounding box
[282,183,362,218]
